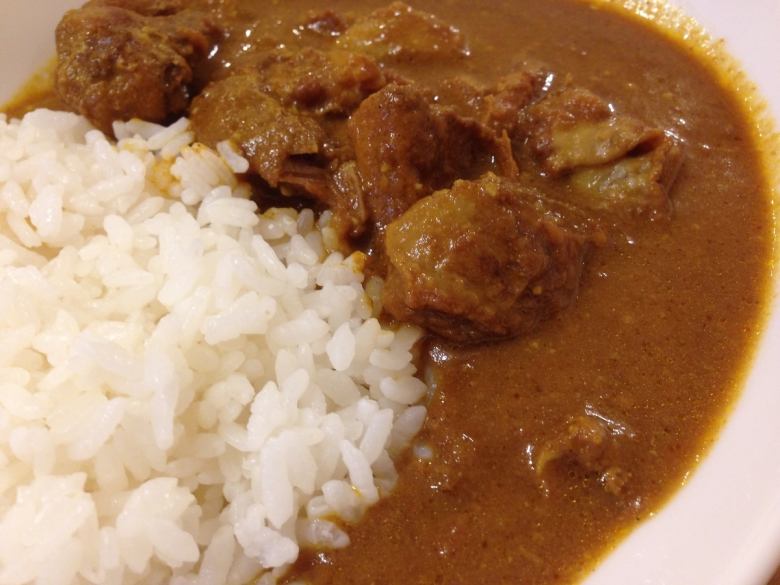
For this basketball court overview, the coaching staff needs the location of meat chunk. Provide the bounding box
[190,73,370,229]
[523,87,683,217]
[483,71,549,132]
[535,412,632,495]
[569,139,683,218]
[432,77,486,118]
[536,415,610,475]
[337,2,468,62]
[436,70,547,132]
[190,54,385,226]
[525,87,662,173]
[301,10,349,38]
[382,174,600,343]
[87,0,190,16]
[190,74,326,189]
[349,83,518,229]
[434,70,548,132]
[330,161,369,237]
[349,84,438,228]
[253,48,387,115]
[55,0,219,134]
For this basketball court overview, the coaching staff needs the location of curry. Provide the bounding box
[3,0,773,583]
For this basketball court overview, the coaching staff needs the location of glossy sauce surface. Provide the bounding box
[276,1,772,583]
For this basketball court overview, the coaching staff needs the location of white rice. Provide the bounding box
[0,110,428,585]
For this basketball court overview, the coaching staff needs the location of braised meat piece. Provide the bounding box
[483,71,550,132]
[349,83,518,229]
[337,2,469,62]
[536,415,611,474]
[435,70,549,133]
[55,0,219,134]
[568,139,683,218]
[302,10,350,38]
[87,0,190,15]
[330,161,370,237]
[190,73,372,230]
[535,412,632,495]
[253,48,387,115]
[190,74,326,189]
[190,46,387,218]
[349,84,437,228]
[524,87,661,173]
[523,86,683,217]
[432,77,486,118]
[382,174,600,343]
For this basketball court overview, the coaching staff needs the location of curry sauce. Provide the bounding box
[283,1,772,583]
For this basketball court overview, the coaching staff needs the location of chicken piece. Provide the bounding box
[253,48,387,115]
[383,174,600,343]
[55,0,219,134]
[524,86,683,217]
[349,83,518,229]
[337,2,468,62]
[190,73,326,189]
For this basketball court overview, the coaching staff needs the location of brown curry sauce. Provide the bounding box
[285,1,772,583]
[3,1,773,583]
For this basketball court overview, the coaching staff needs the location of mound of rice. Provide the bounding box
[0,110,429,585]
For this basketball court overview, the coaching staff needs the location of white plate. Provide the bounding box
[1,1,778,584]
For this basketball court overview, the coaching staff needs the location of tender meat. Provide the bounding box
[349,83,518,229]
[436,110,519,196]
[536,415,610,474]
[523,86,683,216]
[94,0,240,19]
[524,87,663,173]
[349,84,437,228]
[483,71,549,132]
[301,9,350,38]
[253,48,387,115]
[535,413,631,495]
[247,158,370,240]
[330,161,369,237]
[433,77,486,118]
[569,139,683,218]
[55,0,219,134]
[190,74,326,189]
[435,70,548,132]
[87,0,190,15]
[436,70,547,137]
[382,174,600,343]
[190,73,371,232]
[190,49,385,226]
[337,2,468,62]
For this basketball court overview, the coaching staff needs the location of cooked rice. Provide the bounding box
[0,110,428,585]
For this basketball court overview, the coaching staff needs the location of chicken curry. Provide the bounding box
[3,0,773,583]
